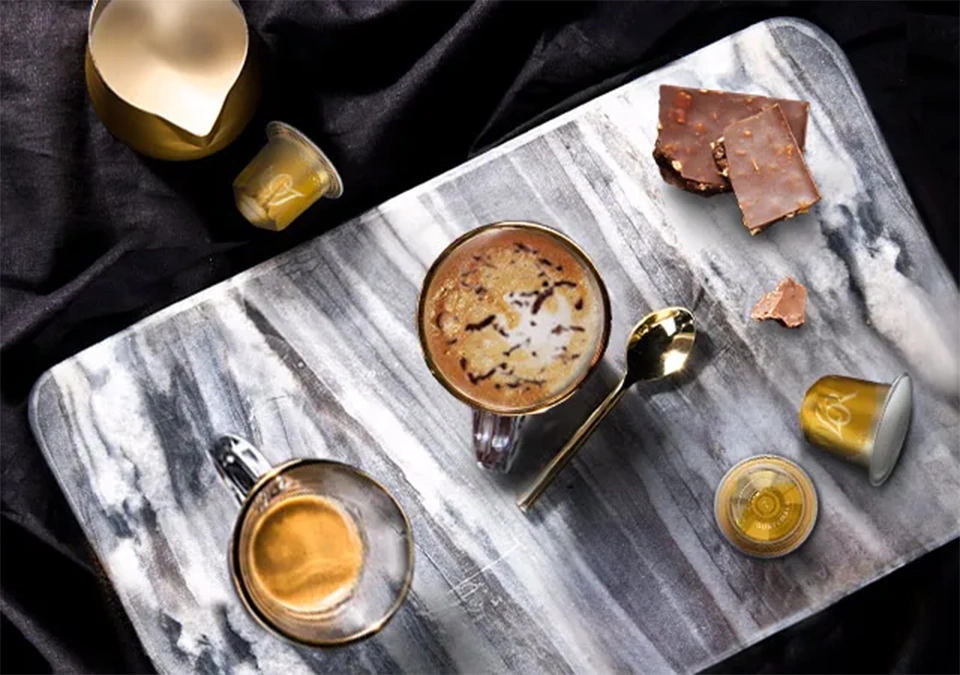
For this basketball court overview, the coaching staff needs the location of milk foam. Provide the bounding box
[503,291,576,365]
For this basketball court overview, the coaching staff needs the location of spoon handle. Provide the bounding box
[517,378,630,511]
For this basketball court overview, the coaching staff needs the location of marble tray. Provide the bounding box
[30,18,960,674]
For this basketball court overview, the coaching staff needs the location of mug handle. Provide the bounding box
[210,435,273,503]
[473,410,524,473]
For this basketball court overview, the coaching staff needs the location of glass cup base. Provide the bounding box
[473,410,524,472]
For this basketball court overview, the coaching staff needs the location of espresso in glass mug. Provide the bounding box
[209,436,413,647]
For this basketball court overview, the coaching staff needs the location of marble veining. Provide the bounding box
[29,19,959,674]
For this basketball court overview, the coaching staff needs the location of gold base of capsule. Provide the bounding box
[714,455,818,558]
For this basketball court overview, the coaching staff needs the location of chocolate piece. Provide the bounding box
[653,85,810,195]
[751,276,807,327]
[719,105,820,234]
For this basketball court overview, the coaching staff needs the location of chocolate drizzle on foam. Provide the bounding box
[456,241,588,391]
[426,230,603,404]
[467,368,498,385]
[465,315,496,332]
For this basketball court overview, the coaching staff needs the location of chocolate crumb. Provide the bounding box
[575,298,584,310]
[555,280,577,288]
[751,276,807,328]
[459,357,467,370]
[542,281,549,288]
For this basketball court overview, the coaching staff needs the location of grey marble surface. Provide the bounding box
[29,18,960,674]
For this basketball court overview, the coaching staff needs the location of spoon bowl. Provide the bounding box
[626,307,696,383]
[517,306,696,511]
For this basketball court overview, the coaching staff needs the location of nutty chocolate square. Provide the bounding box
[716,104,820,234]
[653,85,809,195]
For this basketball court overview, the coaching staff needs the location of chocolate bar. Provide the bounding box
[715,104,820,234]
[653,85,809,195]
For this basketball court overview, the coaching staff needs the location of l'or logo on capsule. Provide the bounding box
[261,166,304,207]
[815,390,857,440]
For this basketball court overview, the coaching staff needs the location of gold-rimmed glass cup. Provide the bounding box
[416,221,611,472]
[208,435,413,647]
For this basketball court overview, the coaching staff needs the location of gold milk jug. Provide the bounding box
[85,0,260,160]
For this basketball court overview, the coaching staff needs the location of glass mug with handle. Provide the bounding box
[208,435,414,647]
[417,221,611,472]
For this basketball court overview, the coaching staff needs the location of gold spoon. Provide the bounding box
[517,307,696,511]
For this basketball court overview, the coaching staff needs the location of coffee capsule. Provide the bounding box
[714,455,818,558]
[234,121,343,231]
[799,373,912,486]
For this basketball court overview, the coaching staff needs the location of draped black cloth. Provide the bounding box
[2,2,956,672]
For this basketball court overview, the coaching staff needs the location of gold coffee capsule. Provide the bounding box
[714,455,818,558]
[233,121,343,231]
[799,373,912,486]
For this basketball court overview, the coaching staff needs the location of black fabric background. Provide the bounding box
[1,1,957,672]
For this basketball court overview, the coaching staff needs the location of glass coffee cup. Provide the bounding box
[416,222,611,472]
[208,435,413,647]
